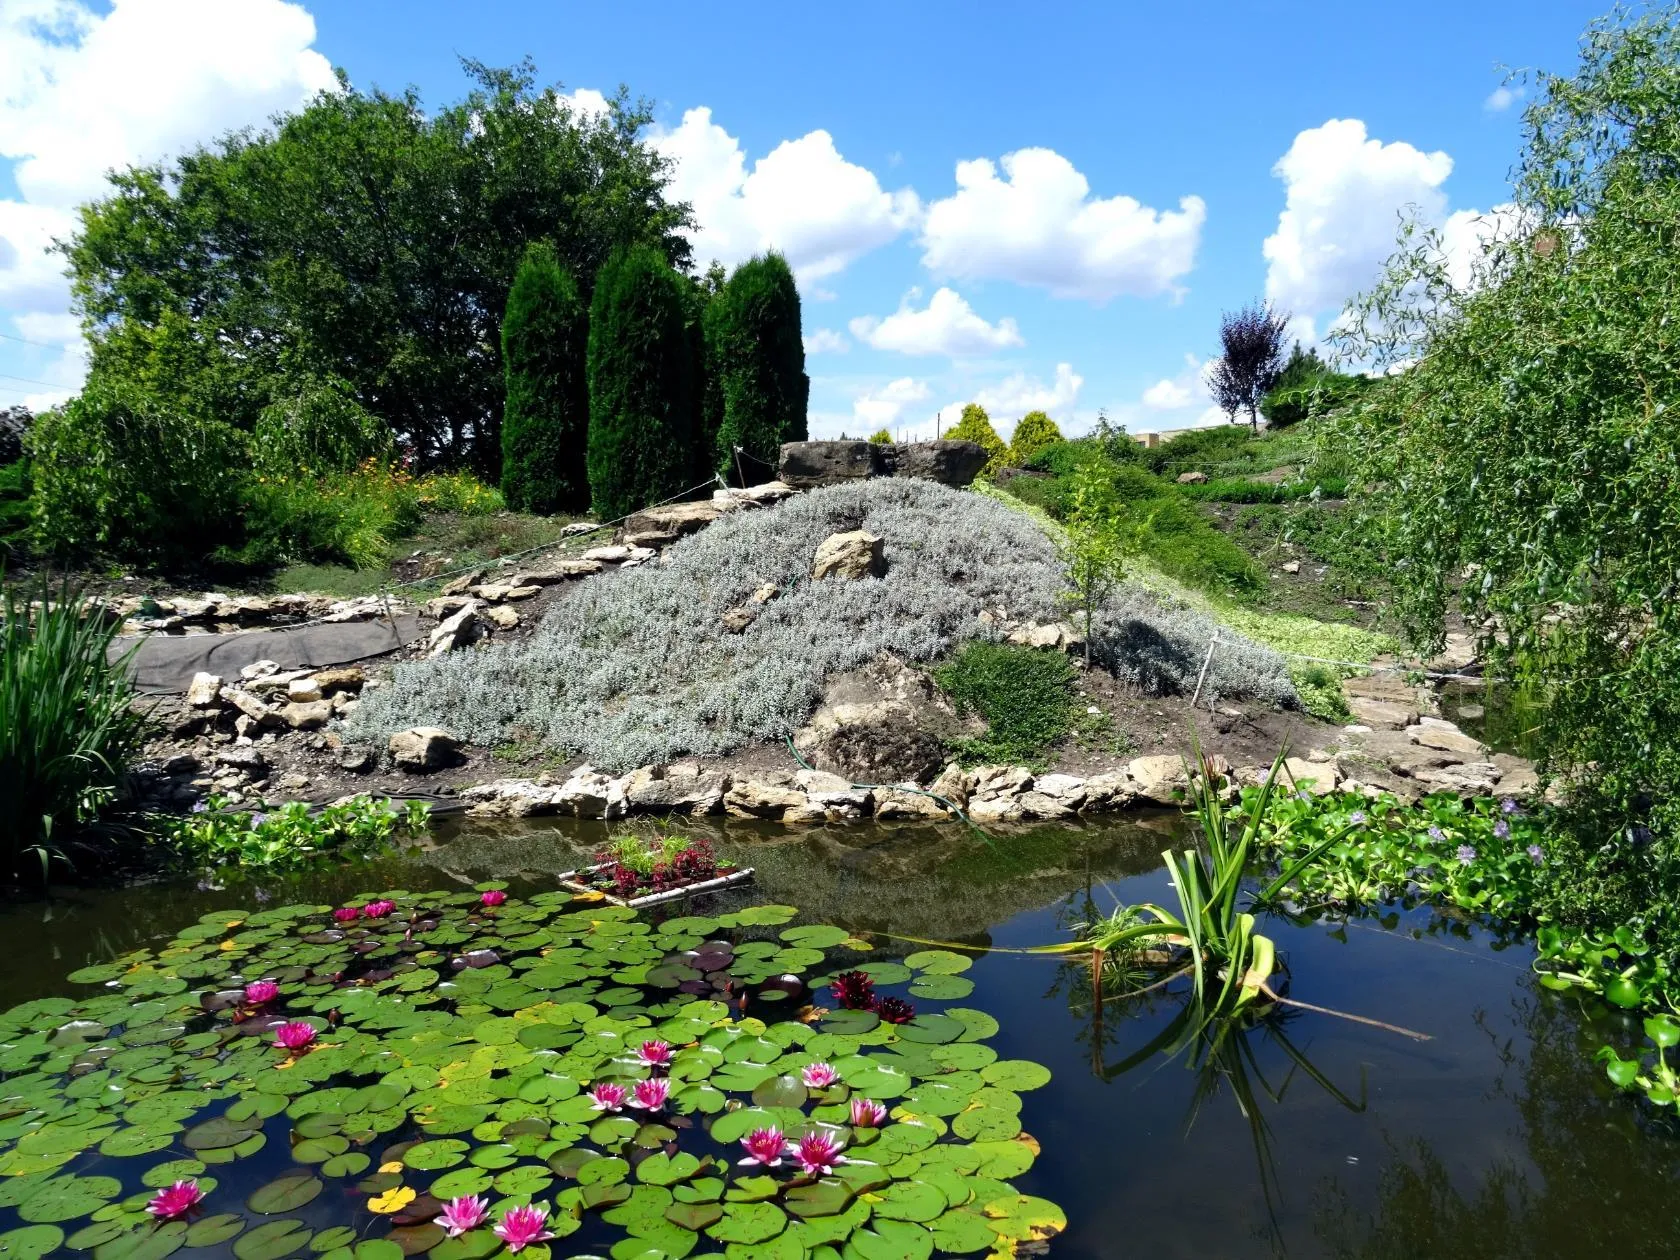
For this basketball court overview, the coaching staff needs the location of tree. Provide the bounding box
[1009,410,1063,467]
[1208,301,1291,431]
[64,59,691,475]
[1060,462,1127,668]
[500,243,589,513]
[586,246,698,519]
[868,429,893,444]
[1274,342,1327,392]
[704,254,808,481]
[945,403,1008,476]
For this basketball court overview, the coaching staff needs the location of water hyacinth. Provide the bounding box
[738,1126,790,1167]
[273,1021,317,1052]
[850,1097,888,1128]
[146,1179,204,1220]
[1527,844,1545,865]
[1428,826,1445,842]
[493,1204,553,1253]
[801,1062,840,1088]
[480,889,507,907]
[588,1082,628,1112]
[1456,844,1478,865]
[792,1130,848,1176]
[629,1077,669,1110]
[637,1039,673,1069]
[362,899,397,918]
[435,1194,489,1237]
[243,979,279,1005]
[1493,820,1510,840]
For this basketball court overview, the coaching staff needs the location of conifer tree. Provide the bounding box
[945,403,1008,476]
[1008,410,1063,467]
[500,243,589,513]
[705,253,808,480]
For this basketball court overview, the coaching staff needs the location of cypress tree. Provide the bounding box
[706,253,808,481]
[586,246,698,519]
[1008,410,1063,467]
[945,403,1008,476]
[500,243,589,513]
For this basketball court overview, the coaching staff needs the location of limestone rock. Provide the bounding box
[1082,771,1136,812]
[626,766,731,814]
[1176,470,1209,484]
[1127,755,1189,805]
[1033,773,1088,810]
[511,560,604,584]
[1346,695,1417,729]
[779,440,875,490]
[873,440,989,487]
[1015,791,1077,820]
[428,602,483,656]
[795,768,856,794]
[561,521,603,536]
[287,677,323,703]
[1427,631,1477,673]
[470,583,541,602]
[280,699,334,730]
[874,788,952,820]
[185,672,223,708]
[623,500,727,548]
[312,667,365,696]
[441,570,483,597]
[239,660,281,681]
[720,605,757,634]
[1005,622,1083,651]
[725,776,808,819]
[812,531,884,581]
[462,780,562,818]
[1407,717,1487,758]
[555,768,627,819]
[338,746,377,773]
[1283,757,1341,796]
[1415,761,1502,795]
[794,659,952,785]
[389,726,460,772]
[1280,560,1301,575]
[714,481,797,507]
[214,747,269,777]
[928,763,970,807]
[485,605,520,630]
[582,545,658,564]
[220,687,282,729]
[1492,753,1539,798]
[423,595,473,619]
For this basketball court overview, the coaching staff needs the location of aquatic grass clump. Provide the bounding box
[0,889,1063,1258]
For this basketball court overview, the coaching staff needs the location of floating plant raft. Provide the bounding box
[0,886,1065,1259]
[557,859,756,908]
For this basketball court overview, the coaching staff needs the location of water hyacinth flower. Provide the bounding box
[1527,844,1545,865]
[850,1097,888,1128]
[493,1204,553,1254]
[332,907,360,923]
[1427,826,1445,842]
[1456,844,1478,865]
[435,1194,489,1237]
[273,1021,318,1052]
[243,980,279,1005]
[1348,811,1367,826]
[738,1126,790,1167]
[146,1179,204,1220]
[362,899,397,919]
[588,1082,628,1112]
[801,1062,840,1089]
[637,1040,673,1069]
[480,889,507,907]
[629,1078,670,1110]
[1501,798,1521,815]
[792,1130,848,1176]
[1493,820,1510,840]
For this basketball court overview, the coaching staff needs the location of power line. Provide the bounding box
[0,371,66,389]
[0,329,67,351]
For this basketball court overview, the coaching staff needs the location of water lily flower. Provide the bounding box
[873,996,915,1024]
[434,1194,489,1237]
[829,970,876,1010]
[792,1130,848,1176]
[637,1040,673,1069]
[493,1204,553,1254]
[801,1062,840,1089]
[1527,844,1545,865]
[146,1179,204,1220]
[738,1126,790,1167]
[332,907,360,923]
[1455,844,1478,865]
[274,1021,318,1052]
[362,899,397,918]
[850,1097,888,1128]
[588,1082,628,1112]
[244,980,279,1005]
[480,889,507,907]
[629,1078,670,1110]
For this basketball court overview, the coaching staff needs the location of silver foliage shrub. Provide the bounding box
[352,479,1294,768]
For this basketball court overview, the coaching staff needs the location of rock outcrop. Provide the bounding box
[778,440,988,490]
[812,531,885,581]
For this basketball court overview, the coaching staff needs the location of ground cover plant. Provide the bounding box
[353,479,1296,769]
[0,888,1063,1259]
[934,642,1079,767]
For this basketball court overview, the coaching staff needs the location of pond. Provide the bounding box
[1,814,1676,1259]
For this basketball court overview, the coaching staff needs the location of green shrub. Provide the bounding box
[1008,410,1062,467]
[706,253,808,478]
[869,429,893,444]
[500,243,590,514]
[934,641,1077,767]
[1175,476,1348,503]
[252,376,392,475]
[945,403,1007,475]
[587,246,699,519]
[1259,373,1370,428]
[1140,424,1251,476]
[1,580,149,874]
[0,460,31,555]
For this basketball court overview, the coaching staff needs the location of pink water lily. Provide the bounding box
[434,1194,489,1237]
[628,1077,670,1110]
[801,1062,839,1089]
[637,1039,673,1069]
[792,1130,848,1176]
[273,1021,317,1052]
[362,899,396,918]
[738,1126,791,1168]
[146,1179,204,1220]
[243,980,279,1005]
[493,1204,553,1254]
[480,889,507,907]
[850,1097,888,1128]
[332,907,360,923]
[589,1082,629,1112]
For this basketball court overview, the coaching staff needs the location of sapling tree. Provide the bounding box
[1208,301,1291,431]
[1059,464,1127,667]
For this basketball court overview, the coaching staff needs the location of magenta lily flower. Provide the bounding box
[362,899,397,918]
[434,1194,489,1237]
[738,1126,790,1167]
[273,1021,317,1052]
[493,1204,553,1254]
[628,1078,670,1110]
[792,1130,848,1176]
[243,980,279,1005]
[146,1179,204,1220]
[588,1082,628,1112]
[331,907,359,923]
[480,889,507,907]
[801,1062,839,1089]
[850,1097,888,1128]
[637,1039,673,1069]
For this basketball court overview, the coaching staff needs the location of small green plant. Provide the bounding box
[158,796,430,871]
[1008,410,1063,467]
[945,403,1008,476]
[934,641,1078,767]
[1060,462,1128,668]
[1598,1016,1680,1109]
[868,428,893,444]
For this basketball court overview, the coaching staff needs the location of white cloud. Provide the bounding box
[1484,84,1525,113]
[652,107,918,283]
[1439,202,1529,290]
[848,287,1022,357]
[920,148,1205,302]
[1141,373,1193,410]
[1108,353,1227,435]
[852,377,931,431]
[955,362,1083,424]
[802,328,849,355]
[560,87,612,121]
[1262,119,1453,317]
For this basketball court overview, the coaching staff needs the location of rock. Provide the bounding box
[338,746,377,773]
[1127,755,1189,805]
[725,776,808,819]
[462,779,564,818]
[278,772,310,791]
[389,726,460,772]
[1176,470,1209,484]
[778,440,876,489]
[874,788,952,820]
[1006,622,1083,651]
[1081,771,1136,812]
[213,747,269,777]
[220,687,282,729]
[561,521,603,537]
[510,560,603,584]
[423,595,473,619]
[1428,631,1477,673]
[1280,560,1301,575]
[879,441,989,488]
[312,667,365,696]
[812,530,884,581]
[1283,757,1341,796]
[794,656,959,784]
[470,583,541,602]
[714,481,797,506]
[428,602,483,656]
[795,768,856,794]
[720,606,757,634]
[486,605,521,630]
[1415,761,1502,795]
[969,765,1033,802]
[1492,753,1539,798]
[441,570,483,597]
[627,767,731,814]
[1407,717,1487,758]
[185,672,223,708]
[279,699,333,730]
[1033,773,1088,809]
[240,660,281,681]
[1346,695,1417,729]
[581,545,654,564]
[969,793,1030,823]
[623,500,727,548]
[245,669,313,696]
[162,753,201,776]
[287,677,323,703]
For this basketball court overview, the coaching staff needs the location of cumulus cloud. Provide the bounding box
[919,148,1205,302]
[929,363,1085,432]
[0,0,336,404]
[1262,119,1453,318]
[802,328,849,355]
[1484,84,1525,113]
[848,287,1022,357]
[652,108,918,284]
[852,377,931,431]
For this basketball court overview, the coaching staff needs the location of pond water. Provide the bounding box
[3,814,1677,1259]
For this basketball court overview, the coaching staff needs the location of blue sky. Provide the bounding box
[0,0,1611,440]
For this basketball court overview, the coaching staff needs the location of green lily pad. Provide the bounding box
[0,1224,65,1259]
[706,1201,786,1245]
[248,1172,324,1214]
[904,950,973,975]
[844,1219,933,1260]
[184,1214,246,1247]
[232,1218,313,1260]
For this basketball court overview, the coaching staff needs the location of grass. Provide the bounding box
[1176,476,1349,504]
[934,641,1078,767]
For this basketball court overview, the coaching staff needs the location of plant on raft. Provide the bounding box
[0,893,1062,1258]
[155,796,431,872]
[590,831,722,897]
